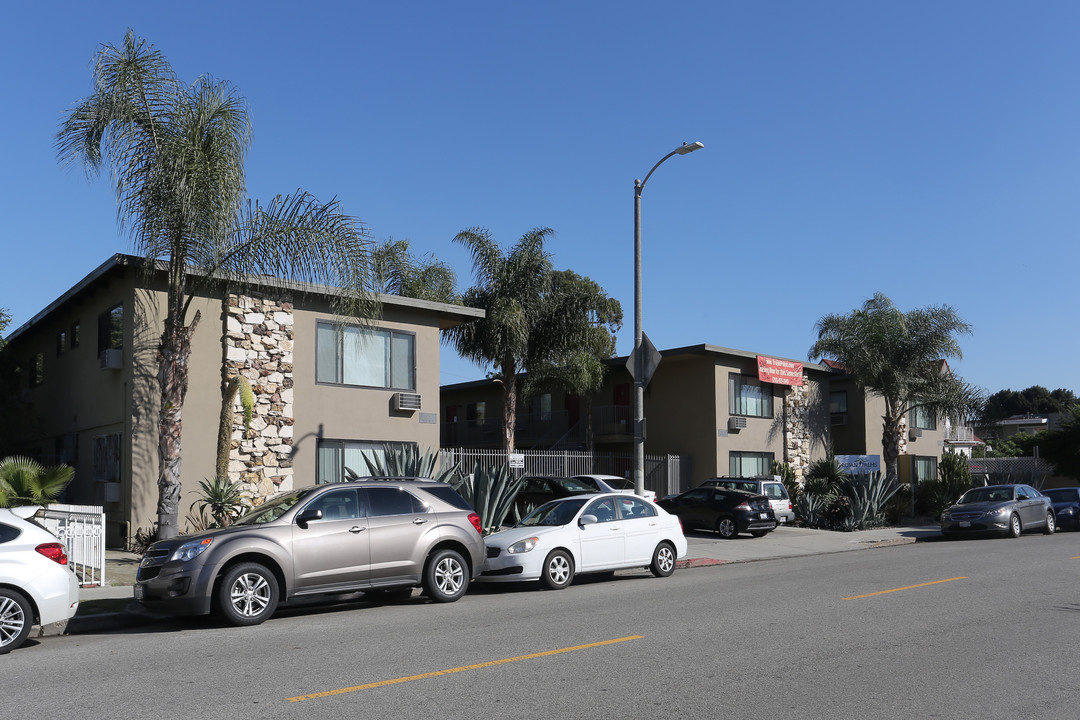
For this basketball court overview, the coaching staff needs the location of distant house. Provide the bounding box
[3,254,482,546]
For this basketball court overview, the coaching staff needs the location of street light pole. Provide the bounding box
[633,141,704,498]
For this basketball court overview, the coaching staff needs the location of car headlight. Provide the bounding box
[507,537,539,554]
[1060,507,1076,515]
[985,507,1009,517]
[173,537,213,562]
[941,510,952,521]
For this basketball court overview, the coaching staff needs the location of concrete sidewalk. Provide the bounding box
[50,523,941,637]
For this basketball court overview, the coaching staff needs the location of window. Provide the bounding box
[585,497,618,523]
[56,330,67,355]
[911,405,937,430]
[729,451,774,477]
[29,352,44,387]
[366,486,426,516]
[71,321,80,349]
[92,433,122,482]
[535,393,552,421]
[97,304,123,354]
[914,456,937,484]
[304,488,361,521]
[467,402,487,428]
[316,321,415,390]
[616,496,656,519]
[729,374,773,417]
[829,391,847,426]
[316,439,415,484]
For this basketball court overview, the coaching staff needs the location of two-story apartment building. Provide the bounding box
[3,254,483,546]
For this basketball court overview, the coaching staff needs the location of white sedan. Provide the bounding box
[0,506,81,653]
[572,474,658,503]
[479,492,687,589]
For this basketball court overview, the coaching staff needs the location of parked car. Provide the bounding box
[940,484,1055,538]
[512,475,601,518]
[701,476,794,524]
[658,487,777,539]
[572,474,658,502]
[0,506,81,653]
[479,492,687,589]
[1038,487,1080,531]
[135,478,485,626]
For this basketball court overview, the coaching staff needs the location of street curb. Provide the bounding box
[675,557,728,569]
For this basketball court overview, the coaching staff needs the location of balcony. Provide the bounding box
[944,426,976,443]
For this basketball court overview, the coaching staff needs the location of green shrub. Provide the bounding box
[452,463,526,534]
[841,472,899,530]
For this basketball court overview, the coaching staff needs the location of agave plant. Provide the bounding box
[841,471,899,530]
[189,476,249,528]
[794,491,832,529]
[351,445,464,486]
[0,456,74,507]
[453,463,526,534]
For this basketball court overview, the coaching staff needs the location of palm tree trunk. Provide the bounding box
[502,373,517,454]
[881,415,902,486]
[156,311,200,539]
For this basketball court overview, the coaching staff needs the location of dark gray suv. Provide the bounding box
[135,478,485,625]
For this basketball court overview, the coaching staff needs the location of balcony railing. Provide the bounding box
[944,426,975,443]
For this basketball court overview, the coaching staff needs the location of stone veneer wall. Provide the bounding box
[223,294,295,501]
[783,376,812,481]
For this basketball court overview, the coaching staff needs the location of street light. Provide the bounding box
[633,141,704,498]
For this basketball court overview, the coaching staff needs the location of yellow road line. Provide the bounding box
[844,576,968,600]
[287,635,645,702]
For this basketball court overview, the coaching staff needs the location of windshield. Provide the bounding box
[517,498,589,527]
[958,487,1013,505]
[1044,488,1079,502]
[233,487,316,526]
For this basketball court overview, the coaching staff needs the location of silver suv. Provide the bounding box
[702,476,795,524]
[135,478,485,626]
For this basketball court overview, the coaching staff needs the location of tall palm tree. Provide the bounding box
[809,292,983,486]
[445,228,621,452]
[372,237,459,303]
[58,31,377,538]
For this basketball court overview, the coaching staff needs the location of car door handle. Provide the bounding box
[349,526,365,534]
[413,518,428,525]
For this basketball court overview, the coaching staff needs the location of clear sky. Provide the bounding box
[3,1,1078,394]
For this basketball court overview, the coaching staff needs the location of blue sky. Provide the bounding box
[3,1,1078,394]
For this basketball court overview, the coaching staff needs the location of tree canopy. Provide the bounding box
[981,386,1077,422]
[809,292,983,486]
[58,31,377,538]
[372,237,459,304]
[444,227,621,452]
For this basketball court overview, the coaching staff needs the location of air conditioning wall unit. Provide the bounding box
[99,349,122,370]
[728,416,747,431]
[909,428,923,440]
[394,392,422,412]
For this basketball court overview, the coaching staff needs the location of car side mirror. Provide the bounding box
[579,514,598,526]
[296,507,323,528]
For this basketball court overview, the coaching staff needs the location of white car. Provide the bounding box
[572,474,658,503]
[0,506,81,653]
[479,492,687,589]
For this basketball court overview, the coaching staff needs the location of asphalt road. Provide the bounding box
[7,532,1079,719]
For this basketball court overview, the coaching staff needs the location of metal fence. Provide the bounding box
[38,504,106,587]
[965,457,1056,490]
[438,448,689,498]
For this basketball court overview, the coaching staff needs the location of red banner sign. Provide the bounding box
[757,356,804,386]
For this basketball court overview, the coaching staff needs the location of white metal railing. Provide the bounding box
[945,426,975,442]
[38,504,106,587]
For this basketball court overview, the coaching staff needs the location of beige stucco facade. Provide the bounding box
[5,255,482,546]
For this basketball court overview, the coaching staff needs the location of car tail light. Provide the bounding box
[467,512,483,534]
[36,542,69,565]
[735,502,751,511]
[787,501,793,510]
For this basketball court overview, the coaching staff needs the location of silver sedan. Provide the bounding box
[940,484,1055,538]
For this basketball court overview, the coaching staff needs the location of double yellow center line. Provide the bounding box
[288,635,644,702]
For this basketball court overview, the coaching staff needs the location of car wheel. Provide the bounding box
[650,541,676,578]
[1007,513,1022,538]
[716,516,737,539]
[540,549,574,590]
[1044,511,1056,535]
[0,588,33,654]
[218,562,279,626]
[423,548,469,603]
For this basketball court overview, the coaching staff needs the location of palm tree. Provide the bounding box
[372,237,459,303]
[809,293,983,487]
[445,228,621,452]
[0,456,74,508]
[58,31,377,538]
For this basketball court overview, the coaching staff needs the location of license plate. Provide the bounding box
[959,521,971,528]
[760,513,768,519]
[133,584,144,600]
